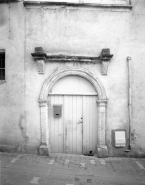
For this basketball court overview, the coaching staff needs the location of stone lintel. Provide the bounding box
[24,1,132,11]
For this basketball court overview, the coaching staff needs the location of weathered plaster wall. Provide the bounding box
[1,0,145,157]
[0,2,26,152]
[25,4,131,156]
[126,0,145,155]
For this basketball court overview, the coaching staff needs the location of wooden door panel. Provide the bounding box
[49,95,97,155]
[64,95,83,154]
[83,95,98,155]
[48,95,64,153]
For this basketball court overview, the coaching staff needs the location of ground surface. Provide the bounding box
[0,152,145,185]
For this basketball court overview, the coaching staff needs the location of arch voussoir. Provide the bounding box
[39,67,107,101]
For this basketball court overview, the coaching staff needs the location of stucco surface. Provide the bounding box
[0,0,145,156]
[0,2,25,148]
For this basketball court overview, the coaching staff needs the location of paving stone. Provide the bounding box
[1,152,145,185]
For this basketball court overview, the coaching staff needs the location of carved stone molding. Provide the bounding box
[100,49,113,75]
[32,47,113,75]
[39,66,107,101]
[39,67,108,157]
[31,47,47,74]
[37,60,45,74]
[101,61,110,75]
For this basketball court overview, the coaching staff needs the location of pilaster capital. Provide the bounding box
[39,100,47,107]
[97,99,108,107]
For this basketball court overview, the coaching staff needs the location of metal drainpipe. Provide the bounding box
[127,56,132,150]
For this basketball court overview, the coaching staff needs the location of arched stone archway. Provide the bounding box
[39,67,108,157]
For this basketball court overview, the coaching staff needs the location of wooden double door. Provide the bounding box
[48,95,98,155]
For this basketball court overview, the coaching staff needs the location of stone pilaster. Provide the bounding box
[39,100,50,156]
[97,100,108,157]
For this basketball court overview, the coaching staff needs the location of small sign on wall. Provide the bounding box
[113,130,126,147]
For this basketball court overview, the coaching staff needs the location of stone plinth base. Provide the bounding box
[97,145,108,158]
[39,145,50,156]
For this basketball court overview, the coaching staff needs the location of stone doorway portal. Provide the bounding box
[39,67,108,157]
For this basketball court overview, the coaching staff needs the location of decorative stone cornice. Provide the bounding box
[31,47,113,75]
[24,1,132,11]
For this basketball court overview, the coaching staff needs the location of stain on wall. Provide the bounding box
[18,114,29,152]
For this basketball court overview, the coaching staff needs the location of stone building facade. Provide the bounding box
[0,0,145,157]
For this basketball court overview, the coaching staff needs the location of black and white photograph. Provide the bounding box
[0,0,145,184]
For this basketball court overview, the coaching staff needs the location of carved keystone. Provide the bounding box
[31,47,47,74]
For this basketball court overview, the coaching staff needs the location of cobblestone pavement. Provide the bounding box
[0,152,145,185]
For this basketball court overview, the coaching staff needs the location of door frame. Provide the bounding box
[38,67,108,157]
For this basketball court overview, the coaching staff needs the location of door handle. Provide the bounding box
[78,119,83,124]
[78,121,82,124]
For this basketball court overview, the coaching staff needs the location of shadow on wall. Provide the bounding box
[18,114,29,152]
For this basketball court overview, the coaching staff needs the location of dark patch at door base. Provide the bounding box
[84,151,94,156]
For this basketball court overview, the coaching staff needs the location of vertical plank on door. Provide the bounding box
[83,96,89,154]
[58,95,64,153]
[76,96,83,154]
[49,95,54,152]
[54,95,59,152]
[92,96,98,153]
[64,96,69,154]
[72,95,77,154]
[83,95,98,155]
[49,95,64,153]
[89,96,93,152]
[64,96,71,154]
[64,95,83,154]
